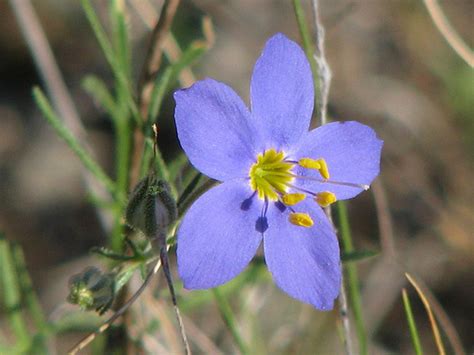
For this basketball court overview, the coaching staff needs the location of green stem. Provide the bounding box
[337,201,368,355]
[0,237,30,348]
[212,288,249,355]
[402,289,423,355]
[292,0,322,119]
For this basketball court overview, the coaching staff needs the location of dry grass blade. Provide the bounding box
[405,273,465,355]
[422,0,474,67]
[405,273,446,355]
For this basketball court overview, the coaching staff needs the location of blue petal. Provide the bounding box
[174,79,261,181]
[264,200,341,310]
[177,180,263,289]
[295,121,383,200]
[250,33,314,151]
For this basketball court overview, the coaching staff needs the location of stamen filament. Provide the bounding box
[288,174,369,190]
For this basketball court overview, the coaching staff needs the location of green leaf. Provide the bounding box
[402,289,424,355]
[110,0,131,81]
[81,0,141,125]
[341,250,378,263]
[33,87,120,200]
[82,75,116,118]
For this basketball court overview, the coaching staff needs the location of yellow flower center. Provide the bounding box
[249,149,348,228]
[248,149,368,228]
[249,149,294,201]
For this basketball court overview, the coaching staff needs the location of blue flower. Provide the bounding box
[173,33,383,310]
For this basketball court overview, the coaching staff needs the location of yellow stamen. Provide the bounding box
[289,213,314,227]
[315,191,337,207]
[282,193,306,206]
[298,157,330,179]
[249,149,294,201]
[317,158,330,179]
[298,158,321,170]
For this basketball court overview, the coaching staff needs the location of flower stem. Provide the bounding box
[212,288,249,355]
[337,201,368,355]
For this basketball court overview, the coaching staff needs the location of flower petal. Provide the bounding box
[295,121,383,200]
[250,33,314,151]
[177,180,263,289]
[174,79,261,181]
[264,201,341,310]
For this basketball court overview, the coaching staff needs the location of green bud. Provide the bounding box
[67,267,115,314]
[126,175,177,238]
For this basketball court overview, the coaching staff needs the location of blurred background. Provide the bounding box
[0,0,473,353]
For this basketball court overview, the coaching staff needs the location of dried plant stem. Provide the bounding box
[338,277,354,355]
[310,0,332,125]
[422,0,474,67]
[294,1,355,353]
[130,0,181,187]
[129,0,196,87]
[137,0,181,112]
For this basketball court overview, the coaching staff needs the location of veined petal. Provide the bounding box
[174,79,261,181]
[250,33,314,151]
[295,121,383,200]
[264,201,341,310]
[177,180,263,289]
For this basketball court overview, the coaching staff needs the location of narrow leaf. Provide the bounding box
[33,87,119,199]
[82,75,116,118]
[341,250,378,263]
[402,288,423,355]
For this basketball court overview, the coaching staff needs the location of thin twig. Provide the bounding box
[130,0,181,187]
[9,0,112,230]
[129,0,197,87]
[422,0,474,67]
[137,0,181,115]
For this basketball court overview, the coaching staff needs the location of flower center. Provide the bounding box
[248,149,369,228]
[249,149,293,201]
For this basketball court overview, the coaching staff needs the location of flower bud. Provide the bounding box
[125,175,177,238]
[67,267,115,314]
